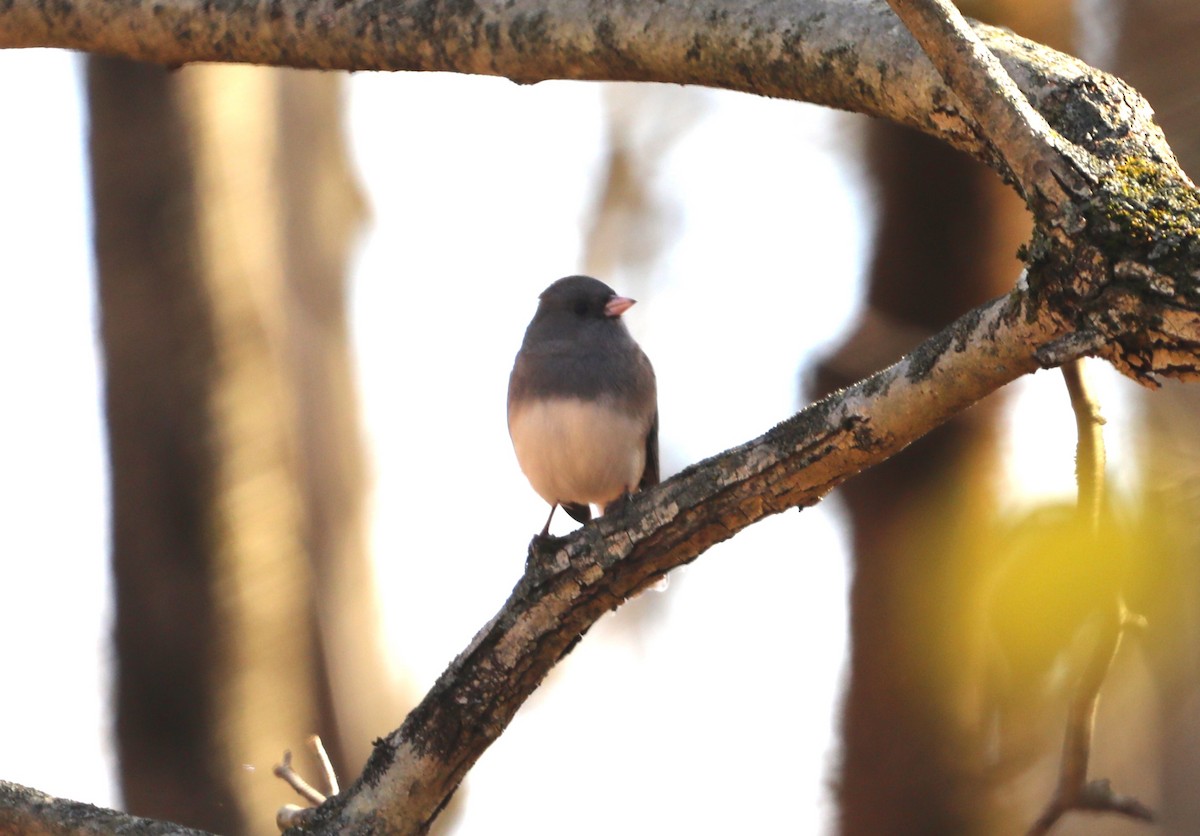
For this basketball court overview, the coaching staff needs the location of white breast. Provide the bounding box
[508,397,649,509]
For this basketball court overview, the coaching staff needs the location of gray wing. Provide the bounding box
[638,410,659,490]
[562,502,592,525]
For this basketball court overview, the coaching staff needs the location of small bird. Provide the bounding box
[508,276,659,538]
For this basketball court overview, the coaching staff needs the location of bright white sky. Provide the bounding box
[0,45,1140,835]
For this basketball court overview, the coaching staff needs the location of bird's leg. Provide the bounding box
[527,505,569,573]
[539,503,558,538]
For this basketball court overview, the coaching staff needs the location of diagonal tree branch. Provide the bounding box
[295,291,1064,834]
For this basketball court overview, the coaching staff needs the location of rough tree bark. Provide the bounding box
[3,0,1199,833]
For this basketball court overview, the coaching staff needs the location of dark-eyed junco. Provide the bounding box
[508,275,659,537]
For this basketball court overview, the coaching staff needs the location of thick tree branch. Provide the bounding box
[5,1,1197,322]
[0,0,1165,168]
[0,779,215,835]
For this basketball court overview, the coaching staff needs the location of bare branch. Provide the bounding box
[274,751,327,808]
[0,0,1166,171]
[1062,361,1106,528]
[0,779,216,836]
[1022,363,1150,834]
[6,2,1196,390]
[272,736,342,831]
[1026,610,1147,835]
[308,736,339,798]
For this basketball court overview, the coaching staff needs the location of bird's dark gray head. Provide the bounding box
[535,275,631,322]
[513,274,645,401]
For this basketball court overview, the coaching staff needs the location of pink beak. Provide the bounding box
[604,296,636,317]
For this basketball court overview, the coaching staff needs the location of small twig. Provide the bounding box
[308,734,340,797]
[1027,611,1124,836]
[1077,779,1155,820]
[273,737,343,832]
[1025,363,1150,834]
[1062,360,1106,528]
[273,749,327,807]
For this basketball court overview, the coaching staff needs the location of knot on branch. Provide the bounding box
[1028,157,1200,385]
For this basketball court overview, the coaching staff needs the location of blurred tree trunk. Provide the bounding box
[582,83,705,293]
[815,3,1074,832]
[1111,1,1200,831]
[274,70,401,780]
[89,59,387,834]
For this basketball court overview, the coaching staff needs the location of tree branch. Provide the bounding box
[0,0,1163,169]
[1062,361,1105,529]
[1026,606,1151,835]
[0,779,215,836]
[1018,363,1151,834]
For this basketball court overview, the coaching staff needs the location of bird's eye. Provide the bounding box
[573,300,589,316]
